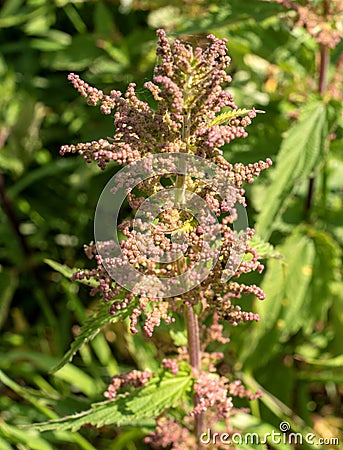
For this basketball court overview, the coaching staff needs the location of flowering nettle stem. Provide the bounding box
[62,29,271,447]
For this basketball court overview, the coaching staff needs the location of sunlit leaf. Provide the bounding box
[302,230,342,334]
[256,100,327,240]
[51,300,132,373]
[248,235,282,259]
[209,108,258,126]
[27,371,192,432]
[240,228,315,367]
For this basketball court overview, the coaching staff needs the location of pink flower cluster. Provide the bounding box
[269,0,343,48]
[190,371,234,418]
[62,29,272,444]
[61,30,271,173]
[104,369,152,399]
[145,416,196,450]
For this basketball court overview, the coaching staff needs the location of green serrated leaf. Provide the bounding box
[123,371,192,421]
[280,234,315,340]
[248,235,282,260]
[240,228,315,367]
[239,256,284,367]
[51,301,131,373]
[302,230,342,334]
[27,371,192,432]
[44,259,98,288]
[209,108,256,126]
[256,100,327,240]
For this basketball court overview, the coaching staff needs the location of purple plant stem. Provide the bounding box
[318,44,329,95]
[185,303,205,439]
[305,40,329,214]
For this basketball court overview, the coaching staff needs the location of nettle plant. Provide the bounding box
[33,30,274,447]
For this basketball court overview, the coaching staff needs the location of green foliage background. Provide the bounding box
[0,0,342,448]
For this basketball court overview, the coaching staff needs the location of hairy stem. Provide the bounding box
[185,303,204,438]
[318,44,329,95]
[176,170,205,439]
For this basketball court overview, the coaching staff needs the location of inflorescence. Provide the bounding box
[62,29,271,447]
